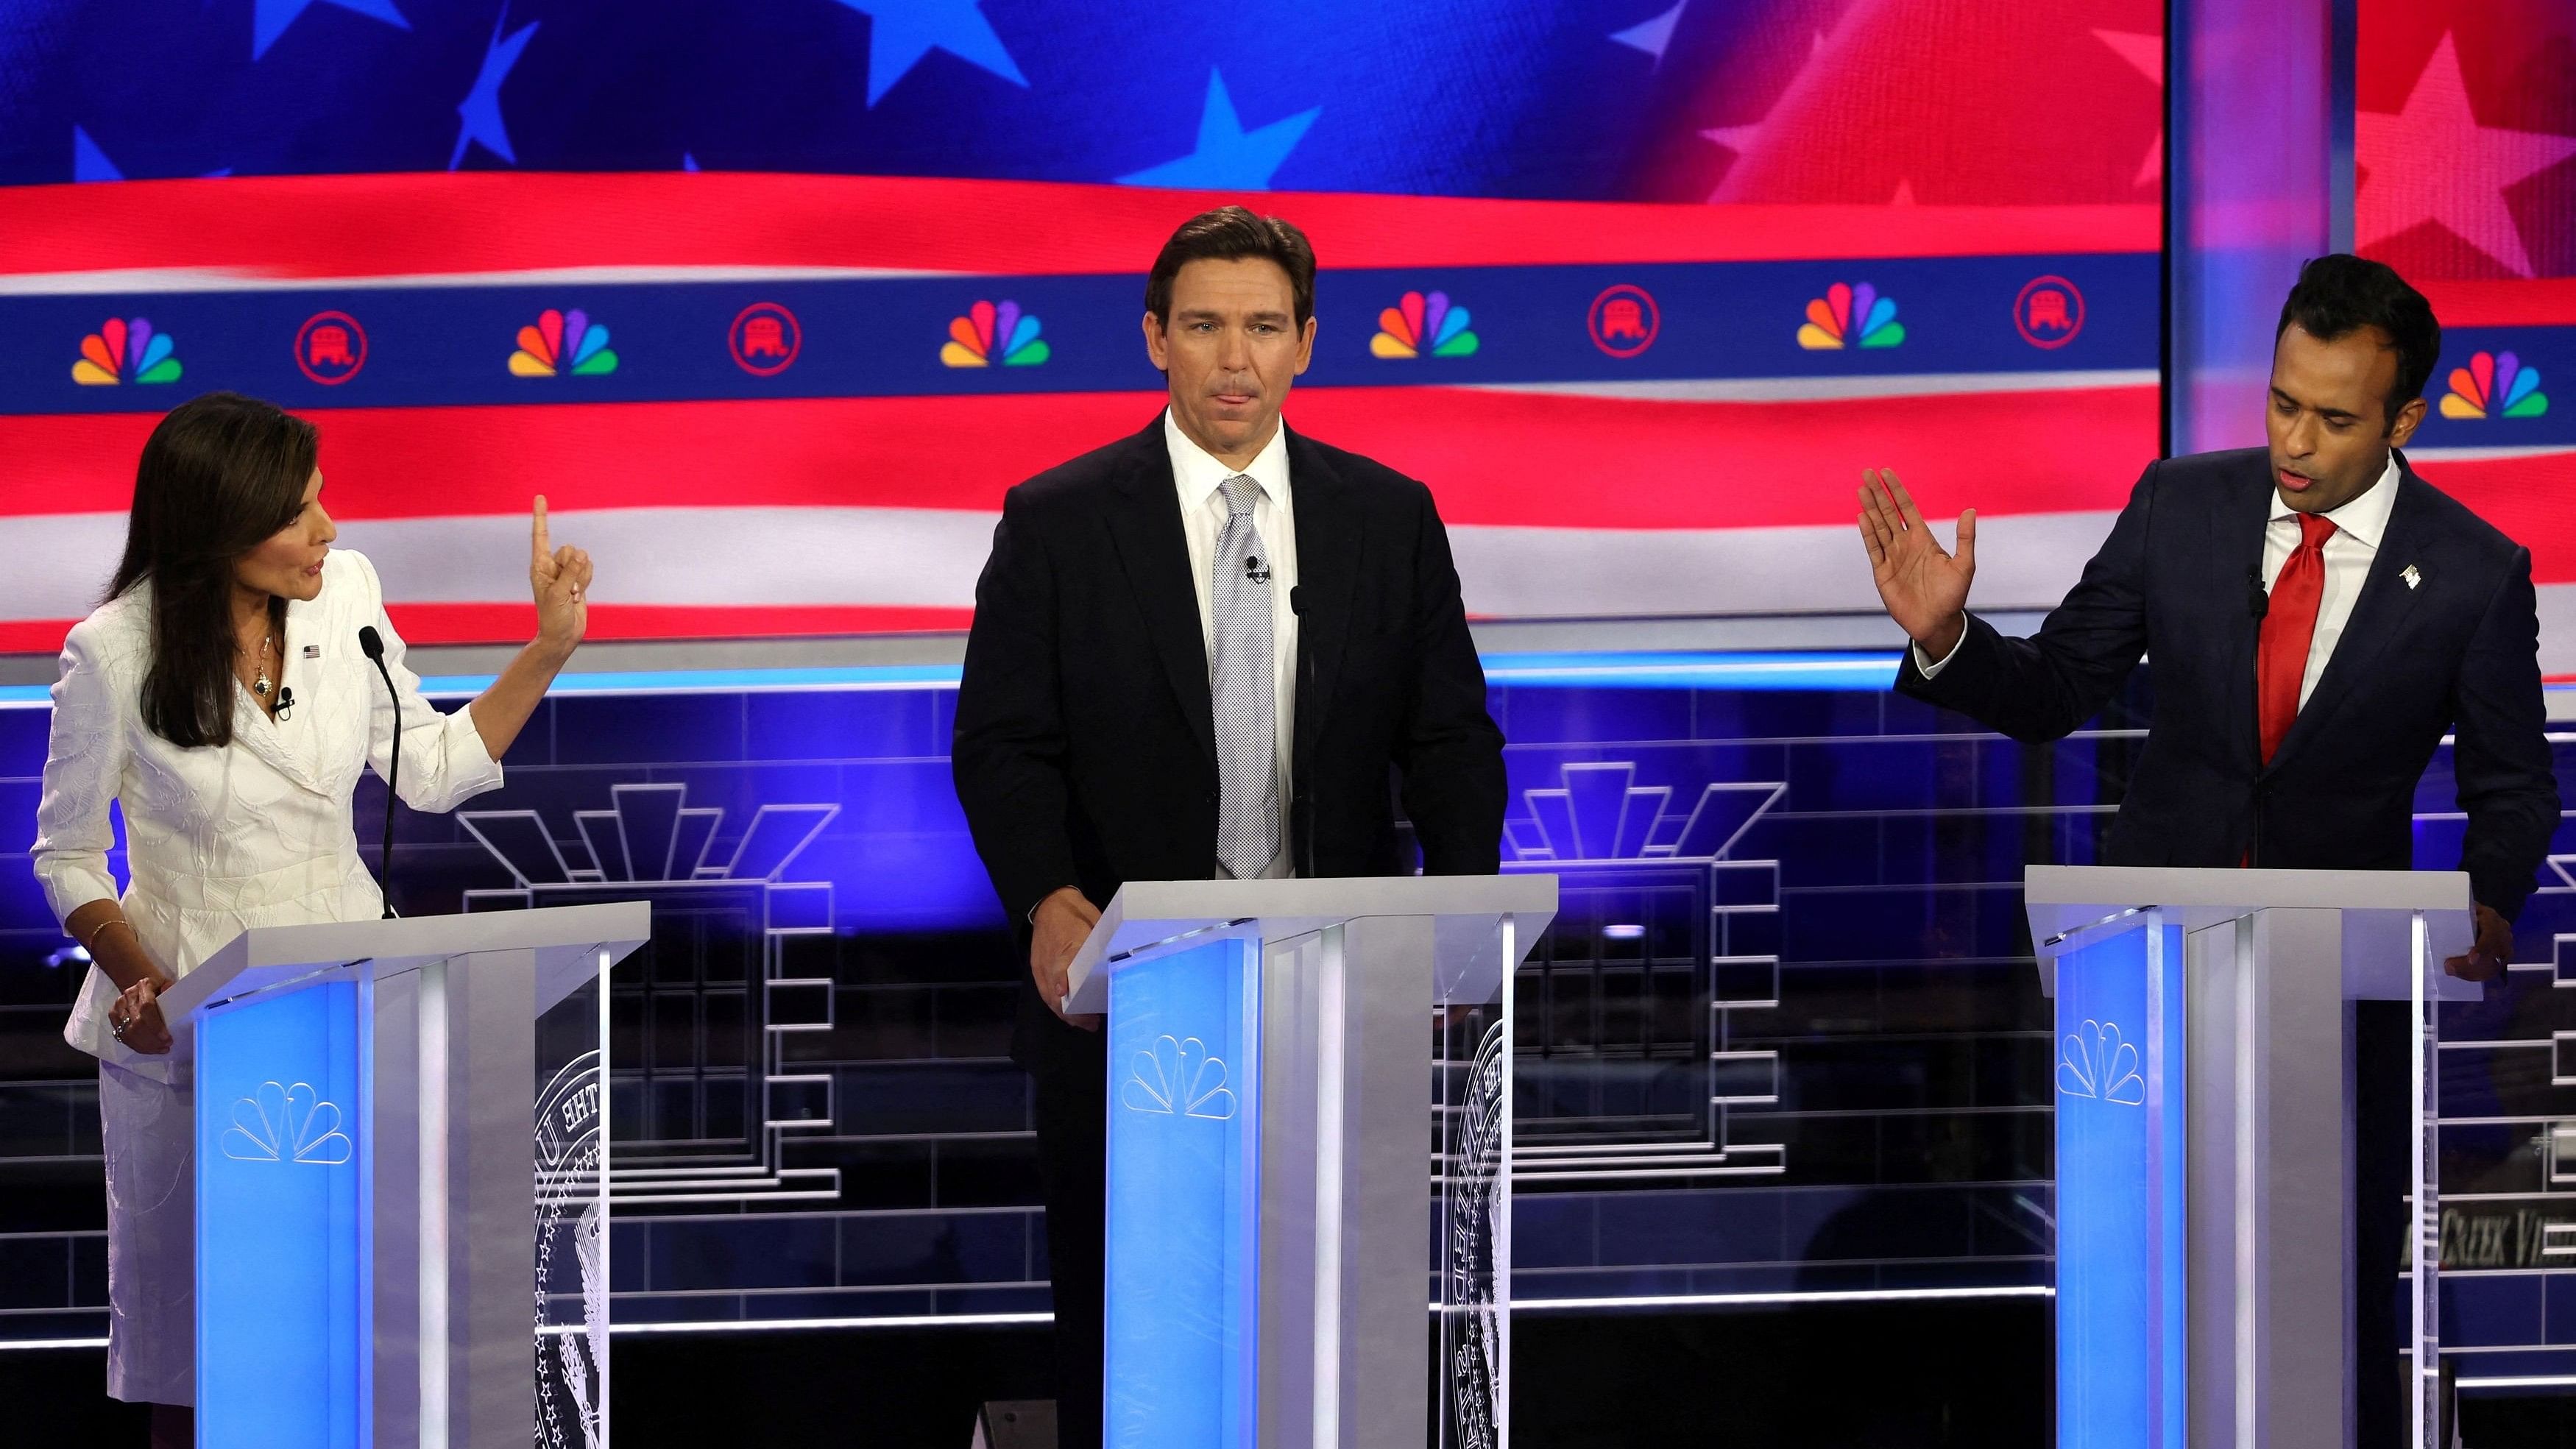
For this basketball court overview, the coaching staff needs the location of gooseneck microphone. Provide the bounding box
[358,626,400,919]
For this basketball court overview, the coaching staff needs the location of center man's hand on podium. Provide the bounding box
[1856,467,1975,662]
[2444,902,2514,983]
[1032,885,1105,1030]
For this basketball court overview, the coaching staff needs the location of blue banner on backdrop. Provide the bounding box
[2410,326,2575,450]
[3,252,2160,416]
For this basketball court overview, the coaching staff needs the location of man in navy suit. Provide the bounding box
[1857,254,2559,1442]
[952,207,1505,1449]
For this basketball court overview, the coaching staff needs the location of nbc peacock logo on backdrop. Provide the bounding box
[509,308,619,377]
[73,317,183,385]
[1797,283,1904,350]
[1370,290,1479,358]
[941,300,1049,366]
[2441,350,2548,419]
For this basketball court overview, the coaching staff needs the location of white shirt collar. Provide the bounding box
[2269,451,2400,550]
[1165,408,1291,511]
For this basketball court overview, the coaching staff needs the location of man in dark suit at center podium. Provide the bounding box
[1856,254,2559,1444]
[952,205,1507,1449]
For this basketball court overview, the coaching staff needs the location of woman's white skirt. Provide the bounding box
[99,1055,196,1406]
[81,851,384,1405]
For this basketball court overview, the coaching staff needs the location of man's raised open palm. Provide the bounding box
[1856,468,1976,661]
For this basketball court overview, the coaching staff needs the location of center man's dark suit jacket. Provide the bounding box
[952,416,1507,1074]
[1897,445,2558,918]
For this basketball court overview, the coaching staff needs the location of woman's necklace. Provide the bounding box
[247,631,275,699]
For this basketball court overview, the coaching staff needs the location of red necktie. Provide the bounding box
[2257,512,2337,764]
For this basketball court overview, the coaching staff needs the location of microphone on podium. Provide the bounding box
[358,626,401,919]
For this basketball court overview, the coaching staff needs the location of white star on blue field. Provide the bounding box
[73,127,121,182]
[10,0,1696,203]
[253,0,410,60]
[1117,70,1317,190]
[1609,0,1688,66]
[833,0,1027,107]
[451,14,540,169]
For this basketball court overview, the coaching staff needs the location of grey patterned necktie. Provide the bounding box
[1210,475,1278,879]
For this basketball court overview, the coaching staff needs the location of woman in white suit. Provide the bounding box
[31,392,594,1448]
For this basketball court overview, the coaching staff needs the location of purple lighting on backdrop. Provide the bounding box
[2168,0,2341,455]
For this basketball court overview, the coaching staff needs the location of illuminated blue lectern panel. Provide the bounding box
[1104,938,1259,1444]
[161,904,648,1449]
[2028,868,2475,1449]
[1067,876,1555,1449]
[2050,916,2184,1449]
[198,978,370,1448]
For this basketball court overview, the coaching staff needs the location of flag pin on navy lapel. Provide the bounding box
[2402,564,2421,590]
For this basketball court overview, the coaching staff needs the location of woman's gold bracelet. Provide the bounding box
[80,915,135,953]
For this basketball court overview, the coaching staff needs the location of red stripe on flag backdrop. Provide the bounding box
[0,172,2161,278]
[0,603,978,655]
[2406,451,2576,583]
[2415,278,2576,328]
[1,384,2160,533]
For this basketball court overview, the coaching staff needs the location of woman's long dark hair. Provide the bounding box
[107,392,317,748]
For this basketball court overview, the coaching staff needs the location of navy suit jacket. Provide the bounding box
[952,417,1507,1069]
[1897,447,2558,919]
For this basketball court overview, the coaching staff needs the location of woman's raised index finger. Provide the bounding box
[531,495,551,566]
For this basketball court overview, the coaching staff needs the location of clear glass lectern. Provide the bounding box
[2026,865,2477,1449]
[161,901,650,1449]
[1061,874,1557,1449]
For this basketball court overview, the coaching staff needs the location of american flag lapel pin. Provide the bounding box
[303,644,321,658]
[2401,564,2421,591]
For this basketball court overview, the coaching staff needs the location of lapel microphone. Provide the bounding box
[274,686,296,721]
[357,626,400,919]
[2246,569,2269,622]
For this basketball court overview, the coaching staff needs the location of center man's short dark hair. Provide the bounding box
[1144,206,1317,329]
[2275,254,2442,428]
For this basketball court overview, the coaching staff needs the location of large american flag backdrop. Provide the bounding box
[10,0,2186,652]
[2354,1,2576,675]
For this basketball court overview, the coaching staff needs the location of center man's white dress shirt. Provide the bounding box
[1916,453,2402,710]
[1166,409,1298,876]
